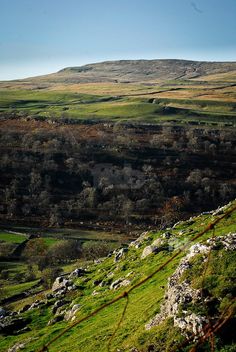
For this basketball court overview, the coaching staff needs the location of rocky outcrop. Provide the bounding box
[52,276,73,292]
[110,278,131,290]
[114,247,128,262]
[0,316,30,335]
[69,268,86,279]
[146,233,236,339]
[141,238,168,259]
[129,232,150,248]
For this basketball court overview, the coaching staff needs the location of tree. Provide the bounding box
[22,238,47,268]
[41,267,62,289]
[82,240,115,260]
[160,196,186,228]
[47,240,81,264]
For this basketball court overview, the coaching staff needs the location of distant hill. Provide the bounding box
[10,59,236,85]
[54,59,236,83]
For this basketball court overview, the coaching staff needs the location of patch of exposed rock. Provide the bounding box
[141,237,169,259]
[110,278,131,290]
[114,247,128,262]
[146,233,236,339]
[129,231,150,249]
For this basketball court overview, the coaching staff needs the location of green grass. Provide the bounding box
[1,200,236,351]
[0,88,235,126]
[0,231,27,244]
[1,280,40,300]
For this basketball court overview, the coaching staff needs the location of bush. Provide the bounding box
[47,240,81,264]
[82,240,116,260]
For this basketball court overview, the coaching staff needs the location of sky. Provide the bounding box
[0,0,235,80]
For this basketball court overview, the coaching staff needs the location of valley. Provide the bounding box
[0,59,236,351]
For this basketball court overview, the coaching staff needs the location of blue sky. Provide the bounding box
[0,0,235,80]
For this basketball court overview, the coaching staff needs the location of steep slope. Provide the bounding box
[1,201,236,352]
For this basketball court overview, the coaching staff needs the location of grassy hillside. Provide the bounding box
[0,59,235,126]
[1,200,236,352]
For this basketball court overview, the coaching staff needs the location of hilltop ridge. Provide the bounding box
[55,59,236,83]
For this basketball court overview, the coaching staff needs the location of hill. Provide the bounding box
[1,200,236,351]
[9,59,236,84]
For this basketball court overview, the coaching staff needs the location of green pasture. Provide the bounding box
[0,89,235,125]
[0,231,27,244]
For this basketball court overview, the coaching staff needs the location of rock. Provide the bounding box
[47,315,64,325]
[114,248,128,262]
[92,290,99,296]
[18,304,31,314]
[52,276,72,292]
[141,245,158,259]
[52,300,66,315]
[0,316,30,335]
[110,278,131,290]
[64,304,81,321]
[0,307,7,318]
[69,268,86,279]
[126,271,133,278]
[28,300,45,310]
[161,232,172,239]
[94,279,102,286]
[152,238,164,247]
[146,233,235,336]
[45,293,54,300]
[8,342,26,352]
[129,231,151,249]
[54,288,67,297]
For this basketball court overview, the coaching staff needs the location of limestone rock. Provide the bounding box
[129,231,150,248]
[141,245,157,259]
[110,278,131,290]
[0,307,7,318]
[47,315,64,326]
[114,247,128,262]
[69,268,86,279]
[0,316,30,335]
[52,276,72,292]
[64,304,81,321]
[146,232,236,339]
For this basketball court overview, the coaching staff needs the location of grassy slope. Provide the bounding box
[0,68,236,126]
[0,231,27,244]
[1,200,236,352]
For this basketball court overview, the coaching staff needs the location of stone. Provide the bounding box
[52,276,72,292]
[141,245,158,259]
[161,232,172,239]
[8,342,26,352]
[129,231,150,248]
[47,315,64,326]
[0,307,7,318]
[69,268,86,279]
[64,304,81,321]
[52,300,66,315]
[28,300,45,310]
[0,316,30,335]
[45,293,54,300]
[94,279,102,286]
[114,248,128,263]
[18,305,31,314]
[54,288,67,297]
[92,290,99,296]
[110,278,131,290]
[145,233,235,335]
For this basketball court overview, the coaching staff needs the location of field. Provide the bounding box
[0,226,129,307]
[0,231,27,244]
[0,75,236,126]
